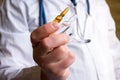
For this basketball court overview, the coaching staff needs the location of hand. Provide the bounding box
[31,22,75,80]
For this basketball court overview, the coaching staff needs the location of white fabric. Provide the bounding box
[0,0,120,80]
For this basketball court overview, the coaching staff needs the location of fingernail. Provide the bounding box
[52,22,60,29]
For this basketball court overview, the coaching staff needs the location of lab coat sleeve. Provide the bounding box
[0,0,41,80]
[105,1,120,80]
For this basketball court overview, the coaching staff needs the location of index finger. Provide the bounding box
[31,22,60,46]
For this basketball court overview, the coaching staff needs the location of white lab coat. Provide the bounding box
[0,0,120,80]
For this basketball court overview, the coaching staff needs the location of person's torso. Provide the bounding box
[26,0,116,80]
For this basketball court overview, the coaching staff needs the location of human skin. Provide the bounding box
[31,22,75,80]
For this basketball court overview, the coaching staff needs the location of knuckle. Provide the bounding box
[68,53,75,64]
[56,69,70,79]
[61,61,69,69]
[59,46,68,53]
[61,34,69,43]
[61,52,75,68]
[57,71,65,78]
[69,52,75,62]
[41,38,51,50]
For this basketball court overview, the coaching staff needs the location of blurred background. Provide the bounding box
[106,0,120,39]
[0,0,120,39]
